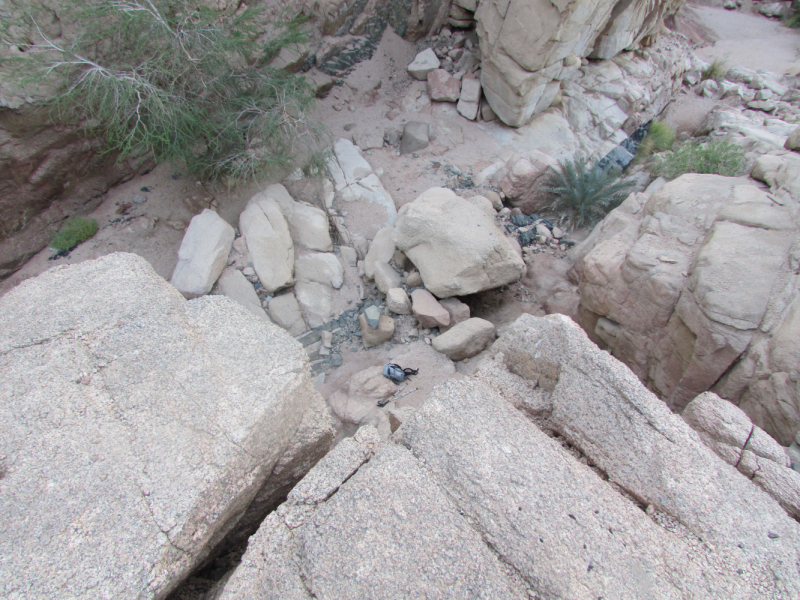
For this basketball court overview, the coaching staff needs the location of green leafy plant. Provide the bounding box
[653,140,747,179]
[784,9,800,28]
[50,216,99,251]
[701,58,728,83]
[3,1,328,182]
[636,121,676,160]
[541,157,636,228]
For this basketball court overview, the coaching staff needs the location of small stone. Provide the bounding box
[484,190,503,211]
[406,271,423,288]
[552,226,563,238]
[364,305,381,329]
[322,330,333,348]
[319,346,331,356]
[427,69,461,102]
[408,48,441,80]
[408,328,419,338]
[331,353,343,367]
[411,289,451,329]
[242,267,255,276]
[373,262,402,295]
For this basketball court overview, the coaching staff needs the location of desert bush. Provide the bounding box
[653,140,747,179]
[541,157,636,228]
[701,58,728,83]
[2,1,328,182]
[636,121,676,159]
[50,216,99,251]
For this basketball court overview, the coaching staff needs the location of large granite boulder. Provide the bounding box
[476,0,685,127]
[0,253,333,598]
[571,174,800,445]
[394,187,526,297]
[213,313,800,598]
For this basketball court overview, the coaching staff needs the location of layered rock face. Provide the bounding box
[215,314,800,598]
[571,174,800,445]
[476,0,685,127]
[0,253,333,598]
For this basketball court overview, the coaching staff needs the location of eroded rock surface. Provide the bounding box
[0,253,333,599]
[214,313,800,599]
[571,173,800,444]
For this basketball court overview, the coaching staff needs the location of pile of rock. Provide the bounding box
[689,63,800,121]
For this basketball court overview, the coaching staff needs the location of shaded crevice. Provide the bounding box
[735,425,755,469]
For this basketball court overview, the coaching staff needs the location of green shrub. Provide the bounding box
[784,11,800,28]
[653,140,747,179]
[541,157,636,228]
[701,58,728,83]
[50,216,99,251]
[3,1,328,182]
[636,121,676,159]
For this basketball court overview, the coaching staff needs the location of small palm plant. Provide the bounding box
[541,157,636,228]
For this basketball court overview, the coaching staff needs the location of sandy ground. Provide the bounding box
[692,4,800,75]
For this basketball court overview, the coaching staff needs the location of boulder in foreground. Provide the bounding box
[0,253,333,599]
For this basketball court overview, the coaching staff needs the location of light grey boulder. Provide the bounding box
[785,126,800,150]
[0,253,329,599]
[439,296,471,332]
[395,187,526,297]
[373,261,401,295]
[294,281,334,328]
[257,184,333,252]
[331,138,373,187]
[432,317,495,360]
[427,68,461,102]
[354,127,385,151]
[239,196,294,293]
[268,292,307,336]
[217,266,270,323]
[407,48,441,80]
[170,209,234,298]
[295,252,344,289]
[364,227,396,280]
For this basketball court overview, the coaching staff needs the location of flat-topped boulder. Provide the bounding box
[0,253,333,598]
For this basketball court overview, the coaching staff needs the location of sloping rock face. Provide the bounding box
[214,313,800,599]
[394,187,526,297]
[571,174,800,445]
[0,253,333,599]
[476,0,685,127]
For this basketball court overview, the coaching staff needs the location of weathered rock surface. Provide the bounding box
[411,288,451,328]
[268,292,307,336]
[400,121,431,154]
[439,296,470,332]
[259,184,333,252]
[294,252,344,289]
[0,253,331,599]
[395,187,526,297]
[476,0,685,126]
[363,226,396,280]
[239,195,294,293]
[427,68,461,102]
[327,139,397,241]
[571,174,800,445]
[682,392,800,520]
[215,314,800,599]
[217,267,271,323]
[170,209,234,299]
[494,150,560,214]
[373,261,401,294]
[432,317,495,360]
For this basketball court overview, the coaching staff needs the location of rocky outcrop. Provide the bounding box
[475,0,685,127]
[394,187,526,297]
[213,313,800,599]
[0,253,333,598]
[570,173,800,445]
